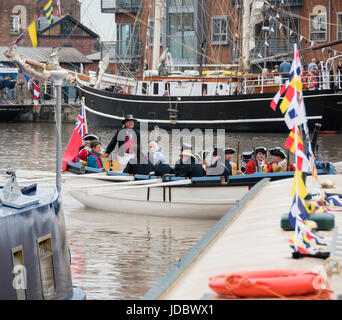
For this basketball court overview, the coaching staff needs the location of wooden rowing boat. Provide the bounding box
[69,177,249,219]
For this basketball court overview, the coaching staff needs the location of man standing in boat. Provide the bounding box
[104,114,141,170]
[245,147,270,174]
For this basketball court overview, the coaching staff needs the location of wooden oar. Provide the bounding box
[68,178,163,190]
[82,178,192,193]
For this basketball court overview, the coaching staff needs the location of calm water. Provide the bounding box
[0,122,341,300]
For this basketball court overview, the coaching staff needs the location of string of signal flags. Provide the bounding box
[9,0,61,48]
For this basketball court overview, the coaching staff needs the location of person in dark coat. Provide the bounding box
[104,114,141,170]
[174,149,205,178]
[123,147,154,176]
[206,147,232,179]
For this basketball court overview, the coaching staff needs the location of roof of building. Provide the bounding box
[39,15,99,39]
[86,51,101,61]
[0,46,93,64]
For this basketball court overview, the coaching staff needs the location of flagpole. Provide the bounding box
[50,70,68,195]
[293,44,299,252]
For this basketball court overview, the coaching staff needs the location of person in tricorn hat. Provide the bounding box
[245,146,270,174]
[104,114,141,170]
[224,148,240,175]
[174,149,205,178]
[268,147,295,172]
[207,147,232,179]
[240,151,253,173]
[72,133,99,163]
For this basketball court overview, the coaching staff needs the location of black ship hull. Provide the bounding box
[79,83,342,133]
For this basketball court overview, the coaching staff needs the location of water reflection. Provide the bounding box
[65,207,215,299]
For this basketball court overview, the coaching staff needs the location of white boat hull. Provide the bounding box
[70,185,249,219]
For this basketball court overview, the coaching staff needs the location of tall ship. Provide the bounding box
[5,0,342,132]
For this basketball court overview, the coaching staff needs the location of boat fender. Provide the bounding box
[280,212,335,231]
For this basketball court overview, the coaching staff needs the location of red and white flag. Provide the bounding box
[57,0,61,18]
[62,102,88,172]
[33,83,40,110]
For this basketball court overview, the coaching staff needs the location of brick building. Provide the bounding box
[0,0,98,56]
[100,0,342,76]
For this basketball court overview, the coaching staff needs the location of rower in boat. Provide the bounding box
[86,140,104,169]
[240,151,254,173]
[224,148,241,175]
[268,147,295,173]
[104,114,141,171]
[72,133,99,164]
[123,146,154,175]
[194,150,210,174]
[207,148,232,180]
[245,147,270,174]
[174,149,205,178]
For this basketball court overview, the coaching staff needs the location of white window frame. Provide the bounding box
[10,15,20,35]
[309,13,327,42]
[337,12,342,40]
[211,15,229,45]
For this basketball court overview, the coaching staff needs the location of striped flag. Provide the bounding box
[33,83,40,110]
[44,0,54,26]
[36,14,41,29]
[284,126,303,153]
[13,32,24,45]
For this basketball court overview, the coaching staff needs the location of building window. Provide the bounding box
[37,235,56,300]
[211,16,229,45]
[338,14,342,40]
[169,0,194,7]
[11,246,27,300]
[310,13,326,42]
[169,11,195,60]
[148,19,163,47]
[10,15,20,35]
[117,23,141,56]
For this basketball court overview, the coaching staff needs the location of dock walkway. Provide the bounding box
[144,174,342,300]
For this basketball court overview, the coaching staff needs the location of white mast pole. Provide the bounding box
[241,0,251,72]
[152,0,164,72]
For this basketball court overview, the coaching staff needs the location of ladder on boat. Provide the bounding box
[168,99,179,123]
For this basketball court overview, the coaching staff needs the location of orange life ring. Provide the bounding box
[303,73,317,89]
[209,269,324,298]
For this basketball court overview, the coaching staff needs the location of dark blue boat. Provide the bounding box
[0,172,85,300]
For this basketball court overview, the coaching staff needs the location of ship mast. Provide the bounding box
[241,0,251,73]
[152,0,164,73]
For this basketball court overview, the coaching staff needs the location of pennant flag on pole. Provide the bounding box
[57,0,61,18]
[284,126,303,153]
[44,0,54,26]
[62,101,88,172]
[33,83,40,110]
[291,169,307,199]
[36,14,41,29]
[12,32,24,45]
[27,20,38,48]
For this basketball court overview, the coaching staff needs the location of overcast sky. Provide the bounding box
[79,0,116,41]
